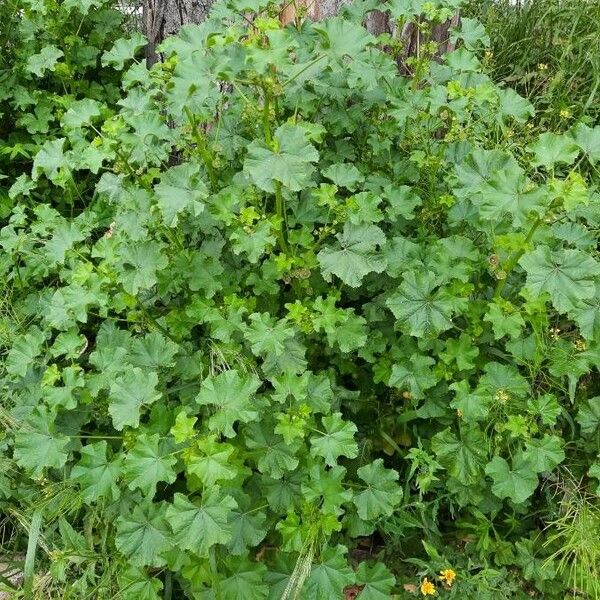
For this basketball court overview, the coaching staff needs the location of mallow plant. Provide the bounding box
[1,0,600,597]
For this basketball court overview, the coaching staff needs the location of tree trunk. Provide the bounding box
[280,0,460,66]
[144,0,459,68]
[143,0,215,66]
[398,12,460,71]
[280,0,388,34]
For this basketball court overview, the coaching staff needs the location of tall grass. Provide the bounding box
[465,0,600,131]
[544,477,600,599]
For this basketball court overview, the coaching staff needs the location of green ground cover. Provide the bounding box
[1,0,600,597]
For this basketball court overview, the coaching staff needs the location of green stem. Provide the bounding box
[129,291,181,345]
[262,87,272,146]
[164,571,172,600]
[209,547,221,600]
[274,181,289,253]
[282,54,326,88]
[263,86,288,253]
[184,107,218,190]
[494,216,544,298]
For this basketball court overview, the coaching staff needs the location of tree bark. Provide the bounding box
[280,0,388,33]
[143,0,215,66]
[144,0,459,68]
[280,0,459,66]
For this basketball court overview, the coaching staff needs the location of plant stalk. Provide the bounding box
[494,215,543,298]
[184,107,218,190]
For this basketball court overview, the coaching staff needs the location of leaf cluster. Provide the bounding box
[1,0,600,597]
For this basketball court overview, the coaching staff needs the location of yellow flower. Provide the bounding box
[537,62,548,71]
[560,108,571,119]
[439,568,456,586]
[420,578,436,596]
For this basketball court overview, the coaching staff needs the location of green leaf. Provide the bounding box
[484,301,525,340]
[497,88,534,123]
[527,394,561,426]
[170,411,197,443]
[130,332,179,370]
[353,459,402,520]
[220,556,269,599]
[346,189,383,225]
[386,271,461,337]
[61,98,102,129]
[383,185,422,221]
[441,333,479,370]
[6,327,46,377]
[449,380,490,423]
[328,311,367,353]
[515,539,556,582]
[355,562,396,600]
[46,226,87,266]
[117,241,168,295]
[432,427,487,485]
[186,435,238,486]
[318,224,387,288]
[244,313,295,358]
[14,430,69,478]
[451,17,490,50]
[72,441,121,503]
[304,545,355,600]
[230,220,277,263]
[520,246,600,313]
[522,435,565,473]
[577,396,600,435]
[588,463,600,495]
[570,123,600,164]
[195,370,261,438]
[166,490,237,556]
[243,123,319,193]
[8,173,36,199]
[115,502,172,567]
[117,567,162,600]
[322,163,364,191]
[476,169,547,226]
[303,465,352,516]
[528,132,579,168]
[227,498,267,555]
[244,423,299,478]
[313,17,373,60]
[312,298,368,352]
[102,33,146,70]
[479,362,530,398]
[26,45,64,76]
[569,283,600,341]
[310,413,358,466]
[485,455,538,504]
[154,163,207,226]
[32,138,67,182]
[123,433,177,497]
[389,354,437,401]
[184,248,225,297]
[108,368,161,430]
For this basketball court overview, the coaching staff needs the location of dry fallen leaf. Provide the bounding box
[344,585,364,599]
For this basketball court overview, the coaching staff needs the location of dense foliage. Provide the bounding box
[1,0,600,598]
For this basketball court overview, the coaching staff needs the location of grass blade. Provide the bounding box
[23,510,43,599]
